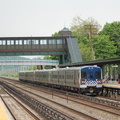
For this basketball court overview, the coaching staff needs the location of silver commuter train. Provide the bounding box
[19,66,102,95]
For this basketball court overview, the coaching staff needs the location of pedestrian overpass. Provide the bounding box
[0,59,59,75]
[0,28,82,64]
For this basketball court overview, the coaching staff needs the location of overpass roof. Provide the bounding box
[59,57,120,67]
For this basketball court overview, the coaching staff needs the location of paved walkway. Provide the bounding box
[0,103,9,120]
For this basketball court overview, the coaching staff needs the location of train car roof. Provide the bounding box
[19,66,101,73]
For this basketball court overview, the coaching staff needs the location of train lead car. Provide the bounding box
[19,66,102,95]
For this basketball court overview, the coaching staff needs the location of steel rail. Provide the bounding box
[1,88,41,120]
[0,82,77,120]
[0,95,17,120]
[9,81,120,117]
[1,77,120,108]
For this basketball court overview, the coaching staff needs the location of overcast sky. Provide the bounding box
[0,0,120,37]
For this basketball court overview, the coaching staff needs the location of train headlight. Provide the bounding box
[81,80,85,84]
[97,80,102,84]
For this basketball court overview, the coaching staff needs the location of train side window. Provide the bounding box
[96,71,101,79]
[81,71,86,79]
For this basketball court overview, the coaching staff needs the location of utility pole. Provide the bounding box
[84,25,97,60]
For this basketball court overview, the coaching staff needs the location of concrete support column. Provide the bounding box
[108,64,111,80]
[118,63,120,80]
[42,65,45,70]
[59,55,65,64]
[101,65,105,79]
[112,64,118,81]
[55,65,59,69]
[118,63,120,74]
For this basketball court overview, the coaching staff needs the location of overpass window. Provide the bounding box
[36,40,39,44]
[40,40,47,44]
[3,40,6,45]
[0,40,2,45]
[7,40,10,45]
[28,40,31,44]
[63,39,65,44]
[49,39,56,44]
[24,40,28,45]
[57,39,62,44]
[11,40,14,45]
[31,40,39,44]
[15,40,22,45]
[19,40,22,45]
[31,40,34,44]
[16,40,19,45]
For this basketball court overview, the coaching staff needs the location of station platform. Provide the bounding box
[102,81,120,88]
[0,103,9,120]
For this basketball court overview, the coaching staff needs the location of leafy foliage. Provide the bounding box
[44,55,59,60]
[92,35,117,59]
[72,32,92,61]
[100,22,120,56]
[70,16,117,61]
[71,16,101,35]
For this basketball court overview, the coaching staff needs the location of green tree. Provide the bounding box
[70,16,102,61]
[100,22,120,56]
[71,16,101,35]
[44,55,59,60]
[93,35,117,59]
[72,32,92,61]
[78,42,91,61]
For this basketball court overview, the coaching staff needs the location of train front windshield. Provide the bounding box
[81,67,102,85]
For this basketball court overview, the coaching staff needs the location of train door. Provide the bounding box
[86,68,97,86]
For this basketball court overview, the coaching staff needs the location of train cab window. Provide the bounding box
[96,71,101,79]
[81,71,86,79]
[89,72,93,79]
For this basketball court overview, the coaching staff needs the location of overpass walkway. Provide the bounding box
[0,60,59,66]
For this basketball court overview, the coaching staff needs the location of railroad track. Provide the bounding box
[1,76,120,108]
[96,96,120,103]
[0,80,97,120]
[0,77,120,120]
[0,85,44,120]
[0,77,96,120]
